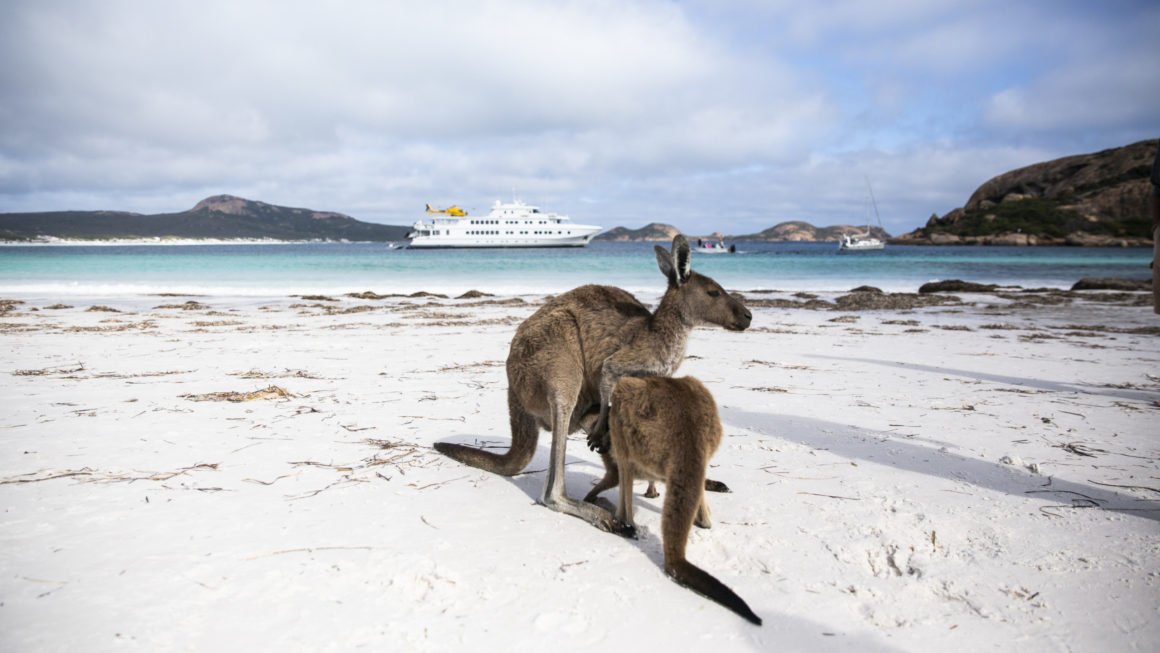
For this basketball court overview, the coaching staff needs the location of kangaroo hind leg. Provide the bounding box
[612,457,638,539]
[540,388,613,531]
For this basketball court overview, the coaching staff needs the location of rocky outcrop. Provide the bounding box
[918,280,1003,294]
[833,291,963,311]
[595,222,682,241]
[896,139,1157,246]
[1070,277,1152,291]
[963,141,1154,217]
[597,220,892,243]
[744,221,889,242]
[753,221,820,241]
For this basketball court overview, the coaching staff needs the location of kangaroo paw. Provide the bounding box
[585,496,617,514]
[586,425,611,454]
[542,494,615,532]
[704,478,731,493]
[611,519,639,540]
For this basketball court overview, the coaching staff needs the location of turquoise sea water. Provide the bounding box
[0,241,1151,298]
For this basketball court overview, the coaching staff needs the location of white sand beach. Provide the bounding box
[1,287,1157,651]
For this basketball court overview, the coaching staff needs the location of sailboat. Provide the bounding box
[838,179,886,252]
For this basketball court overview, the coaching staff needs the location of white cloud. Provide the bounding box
[985,51,1160,133]
[1,0,1157,234]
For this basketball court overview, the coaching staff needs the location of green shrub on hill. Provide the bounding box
[927,198,1150,239]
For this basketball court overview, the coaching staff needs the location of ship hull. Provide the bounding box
[406,236,596,249]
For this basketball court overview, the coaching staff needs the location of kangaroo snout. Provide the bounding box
[728,306,752,331]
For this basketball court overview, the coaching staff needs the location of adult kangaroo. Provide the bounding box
[433,235,751,528]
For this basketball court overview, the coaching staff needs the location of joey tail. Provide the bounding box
[667,559,762,626]
[661,454,760,626]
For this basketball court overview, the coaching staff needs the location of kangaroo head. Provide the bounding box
[655,235,752,332]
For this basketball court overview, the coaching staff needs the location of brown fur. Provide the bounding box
[601,376,761,626]
[433,235,751,528]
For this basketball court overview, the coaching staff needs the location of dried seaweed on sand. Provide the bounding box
[182,385,296,402]
[231,368,324,380]
[1,463,219,486]
[14,363,86,377]
[154,300,211,310]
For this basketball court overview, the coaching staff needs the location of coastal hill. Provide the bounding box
[595,220,888,243]
[594,222,683,241]
[894,139,1157,246]
[741,221,889,242]
[0,195,411,242]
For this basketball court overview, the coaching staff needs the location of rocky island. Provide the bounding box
[894,139,1156,246]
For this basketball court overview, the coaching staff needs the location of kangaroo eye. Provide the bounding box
[707,289,721,298]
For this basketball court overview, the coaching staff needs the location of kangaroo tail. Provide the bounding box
[433,388,538,476]
[668,559,762,626]
[663,458,761,626]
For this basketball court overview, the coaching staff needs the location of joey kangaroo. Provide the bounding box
[433,235,751,529]
[599,375,762,626]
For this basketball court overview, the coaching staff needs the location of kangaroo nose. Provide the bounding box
[737,307,752,329]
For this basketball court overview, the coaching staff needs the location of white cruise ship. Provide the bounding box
[407,200,602,248]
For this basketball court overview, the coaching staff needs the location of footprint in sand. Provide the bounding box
[533,610,605,644]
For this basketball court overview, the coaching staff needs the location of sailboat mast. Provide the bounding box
[865,177,882,231]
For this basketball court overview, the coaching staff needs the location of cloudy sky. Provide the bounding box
[2,0,1158,235]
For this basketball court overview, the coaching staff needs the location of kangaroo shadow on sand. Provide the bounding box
[720,406,1160,523]
[433,435,664,522]
[809,354,1159,403]
[435,434,908,651]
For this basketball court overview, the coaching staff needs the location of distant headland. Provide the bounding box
[893,138,1156,247]
[0,195,410,243]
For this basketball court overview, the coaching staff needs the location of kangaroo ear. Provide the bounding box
[655,245,677,285]
[672,235,691,285]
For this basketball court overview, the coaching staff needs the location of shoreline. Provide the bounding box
[0,277,1152,312]
[1,284,1157,651]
